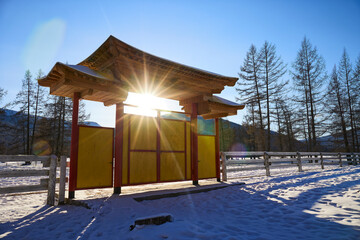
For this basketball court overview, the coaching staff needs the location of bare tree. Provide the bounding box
[259,41,287,150]
[237,45,265,150]
[31,70,46,153]
[292,37,327,151]
[13,70,35,157]
[339,49,358,151]
[325,65,350,152]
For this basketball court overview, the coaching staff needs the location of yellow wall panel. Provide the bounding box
[129,152,157,184]
[160,119,185,151]
[77,126,113,189]
[160,152,185,181]
[130,115,157,150]
[198,135,216,179]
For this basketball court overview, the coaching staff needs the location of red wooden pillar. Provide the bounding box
[215,118,221,182]
[69,92,80,199]
[114,102,124,194]
[156,110,161,183]
[191,103,199,185]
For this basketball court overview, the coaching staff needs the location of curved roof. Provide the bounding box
[39,36,243,118]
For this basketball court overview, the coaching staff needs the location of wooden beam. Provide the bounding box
[179,95,210,106]
[80,88,94,98]
[64,78,126,96]
[208,102,240,113]
[103,98,127,106]
[49,78,67,94]
[0,169,49,177]
[202,112,229,120]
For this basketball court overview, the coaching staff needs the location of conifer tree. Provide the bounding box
[13,70,35,156]
[259,41,287,150]
[325,65,350,151]
[339,49,358,151]
[237,45,265,150]
[292,37,327,151]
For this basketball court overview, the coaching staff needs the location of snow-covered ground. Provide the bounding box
[0,164,360,240]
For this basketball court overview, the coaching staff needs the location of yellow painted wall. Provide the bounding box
[160,152,185,181]
[122,113,216,185]
[77,126,113,189]
[198,135,216,179]
[130,115,157,150]
[160,119,185,151]
[129,152,157,184]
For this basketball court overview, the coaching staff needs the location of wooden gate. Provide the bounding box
[121,113,192,185]
[76,126,114,189]
[121,112,216,185]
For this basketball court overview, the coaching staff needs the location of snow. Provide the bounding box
[1,164,360,240]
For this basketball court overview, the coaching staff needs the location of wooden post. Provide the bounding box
[69,92,80,199]
[114,103,124,194]
[191,103,198,185]
[215,118,220,182]
[338,153,342,167]
[264,152,270,176]
[58,156,67,204]
[47,155,57,206]
[320,153,324,170]
[221,152,227,181]
[156,110,161,183]
[296,152,303,172]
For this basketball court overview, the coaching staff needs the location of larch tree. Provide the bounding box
[236,44,265,150]
[14,70,35,156]
[258,41,287,151]
[338,49,359,151]
[31,70,46,153]
[325,65,350,152]
[292,37,327,151]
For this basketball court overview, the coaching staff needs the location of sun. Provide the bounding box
[124,92,169,116]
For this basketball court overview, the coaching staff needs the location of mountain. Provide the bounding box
[0,108,100,154]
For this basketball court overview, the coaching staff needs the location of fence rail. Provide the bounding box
[0,155,67,206]
[221,151,360,181]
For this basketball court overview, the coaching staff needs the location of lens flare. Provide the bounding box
[33,140,52,156]
[22,18,66,71]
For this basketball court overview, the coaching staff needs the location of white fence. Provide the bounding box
[221,151,360,181]
[0,155,67,206]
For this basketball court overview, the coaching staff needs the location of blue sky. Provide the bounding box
[0,0,359,127]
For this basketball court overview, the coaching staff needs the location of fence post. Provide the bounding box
[59,156,67,205]
[264,152,270,176]
[338,153,342,167]
[47,155,57,206]
[320,153,324,170]
[221,152,227,181]
[296,152,303,172]
[353,153,358,165]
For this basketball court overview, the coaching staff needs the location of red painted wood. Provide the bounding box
[215,118,220,181]
[127,115,131,185]
[156,110,161,182]
[114,103,124,192]
[69,92,80,197]
[184,121,188,180]
[190,103,198,184]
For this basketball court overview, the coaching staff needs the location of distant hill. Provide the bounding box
[0,108,100,154]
